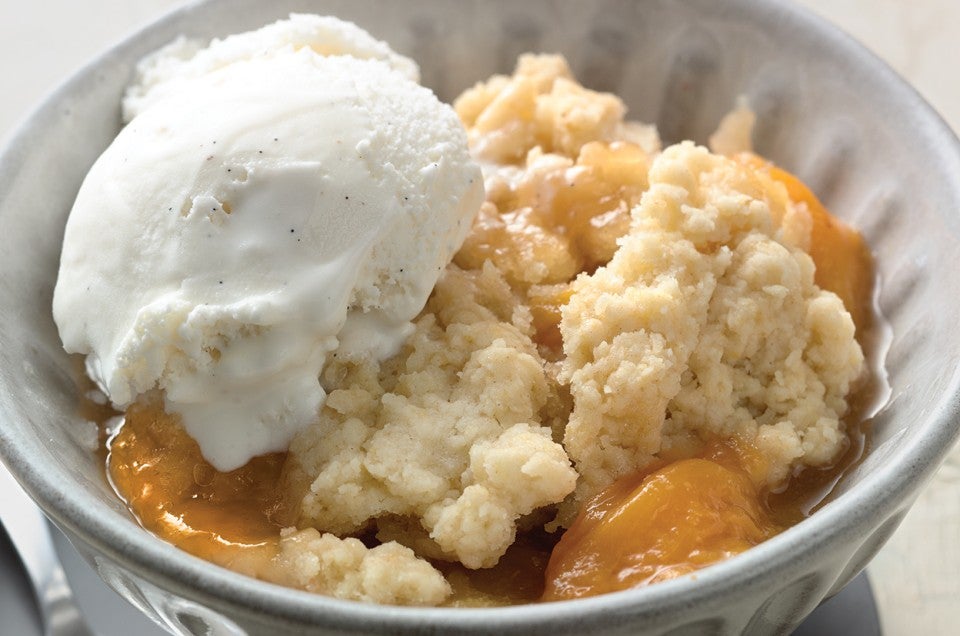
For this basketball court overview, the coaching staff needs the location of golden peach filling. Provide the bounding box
[98,54,880,606]
[543,442,780,600]
[736,152,875,332]
[455,141,650,287]
[108,396,288,562]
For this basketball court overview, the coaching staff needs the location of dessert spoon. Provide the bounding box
[0,462,92,636]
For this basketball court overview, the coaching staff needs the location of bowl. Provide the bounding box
[2,0,960,634]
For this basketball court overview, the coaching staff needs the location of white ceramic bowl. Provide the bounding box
[2,0,959,634]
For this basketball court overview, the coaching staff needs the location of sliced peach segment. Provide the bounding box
[109,397,287,560]
[528,283,574,350]
[543,442,781,600]
[736,153,874,332]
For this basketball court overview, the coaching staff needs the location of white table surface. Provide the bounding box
[1,1,958,634]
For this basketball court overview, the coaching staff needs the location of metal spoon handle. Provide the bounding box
[0,462,92,636]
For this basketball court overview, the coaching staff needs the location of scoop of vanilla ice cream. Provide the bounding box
[123,13,419,121]
[53,21,483,471]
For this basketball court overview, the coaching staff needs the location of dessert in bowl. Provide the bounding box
[1,0,959,633]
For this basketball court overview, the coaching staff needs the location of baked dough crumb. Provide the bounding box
[286,263,577,570]
[268,528,452,605]
[560,142,864,508]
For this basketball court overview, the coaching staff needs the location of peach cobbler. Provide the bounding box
[58,18,881,607]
